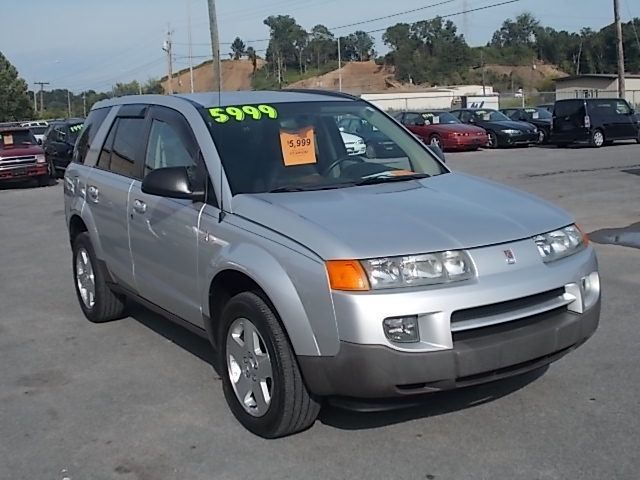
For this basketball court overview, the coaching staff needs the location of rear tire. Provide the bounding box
[72,233,126,323]
[219,292,320,438]
[590,129,605,148]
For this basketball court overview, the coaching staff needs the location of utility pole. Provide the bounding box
[207,0,222,92]
[163,26,174,94]
[614,0,626,99]
[83,91,87,117]
[188,0,195,93]
[34,81,50,114]
[33,88,37,114]
[481,49,486,96]
[67,90,72,118]
[337,36,342,92]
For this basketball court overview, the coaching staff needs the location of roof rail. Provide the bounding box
[283,88,359,100]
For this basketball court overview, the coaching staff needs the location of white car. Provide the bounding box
[340,131,366,156]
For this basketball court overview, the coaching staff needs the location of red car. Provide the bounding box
[395,111,489,151]
[0,126,51,186]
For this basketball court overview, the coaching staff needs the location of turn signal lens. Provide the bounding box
[326,260,370,291]
[576,224,590,246]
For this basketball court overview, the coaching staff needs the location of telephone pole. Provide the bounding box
[67,90,72,117]
[614,0,626,98]
[187,0,195,93]
[163,26,174,94]
[207,0,222,92]
[83,91,87,117]
[34,81,50,114]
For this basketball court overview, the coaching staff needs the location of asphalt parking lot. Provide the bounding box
[1,143,639,480]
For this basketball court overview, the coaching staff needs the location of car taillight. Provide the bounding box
[584,115,591,128]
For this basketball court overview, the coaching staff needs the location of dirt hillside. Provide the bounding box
[162,58,266,93]
[484,63,568,88]
[288,61,402,93]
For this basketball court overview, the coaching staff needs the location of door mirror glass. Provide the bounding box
[141,166,205,201]
[413,119,426,126]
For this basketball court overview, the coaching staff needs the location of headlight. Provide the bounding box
[356,139,365,145]
[361,251,475,289]
[35,154,46,163]
[502,129,521,135]
[533,225,587,263]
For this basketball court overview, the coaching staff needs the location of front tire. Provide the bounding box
[72,233,126,323]
[220,292,320,438]
[486,131,498,149]
[37,174,50,187]
[429,135,443,150]
[590,129,605,148]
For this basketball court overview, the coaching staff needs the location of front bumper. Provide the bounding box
[0,164,48,181]
[444,135,488,150]
[500,131,539,146]
[299,299,599,398]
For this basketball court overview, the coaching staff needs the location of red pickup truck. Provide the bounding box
[0,126,52,186]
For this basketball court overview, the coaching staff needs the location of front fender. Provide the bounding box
[203,241,340,357]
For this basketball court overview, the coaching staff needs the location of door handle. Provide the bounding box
[87,185,99,202]
[132,199,147,214]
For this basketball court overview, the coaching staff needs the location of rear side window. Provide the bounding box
[555,101,584,118]
[109,118,146,178]
[73,108,110,164]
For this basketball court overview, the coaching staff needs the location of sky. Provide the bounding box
[2,0,638,93]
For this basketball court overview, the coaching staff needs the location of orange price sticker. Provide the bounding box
[280,126,317,166]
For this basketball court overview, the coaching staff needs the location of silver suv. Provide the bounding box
[64,91,601,438]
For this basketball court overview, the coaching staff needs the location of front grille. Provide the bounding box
[450,287,569,333]
[0,156,37,168]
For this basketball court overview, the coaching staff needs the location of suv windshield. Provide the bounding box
[473,110,511,122]
[422,111,460,124]
[0,130,37,149]
[204,101,446,194]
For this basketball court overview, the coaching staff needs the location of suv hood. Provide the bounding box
[0,145,44,159]
[232,173,573,260]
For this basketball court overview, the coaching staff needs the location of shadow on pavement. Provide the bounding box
[127,301,548,431]
[128,302,221,377]
[320,367,547,431]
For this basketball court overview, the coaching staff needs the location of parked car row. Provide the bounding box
[388,98,639,152]
[0,117,85,187]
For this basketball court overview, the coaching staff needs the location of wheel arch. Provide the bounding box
[204,246,329,357]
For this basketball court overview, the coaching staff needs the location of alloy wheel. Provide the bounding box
[75,247,96,309]
[226,317,273,417]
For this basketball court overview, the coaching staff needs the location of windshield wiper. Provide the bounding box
[354,173,431,186]
[269,182,356,193]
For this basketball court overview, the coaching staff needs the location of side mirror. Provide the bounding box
[413,120,426,127]
[37,139,43,145]
[427,144,446,163]
[141,166,205,202]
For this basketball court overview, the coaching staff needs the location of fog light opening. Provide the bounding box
[582,271,600,310]
[383,315,420,343]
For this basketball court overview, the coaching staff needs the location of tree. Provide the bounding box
[308,25,335,70]
[0,51,35,122]
[246,47,258,74]
[263,15,307,85]
[383,17,471,85]
[349,31,375,61]
[231,37,246,60]
[491,13,540,48]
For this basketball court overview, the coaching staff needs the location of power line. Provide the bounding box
[362,0,522,35]
[329,0,455,31]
